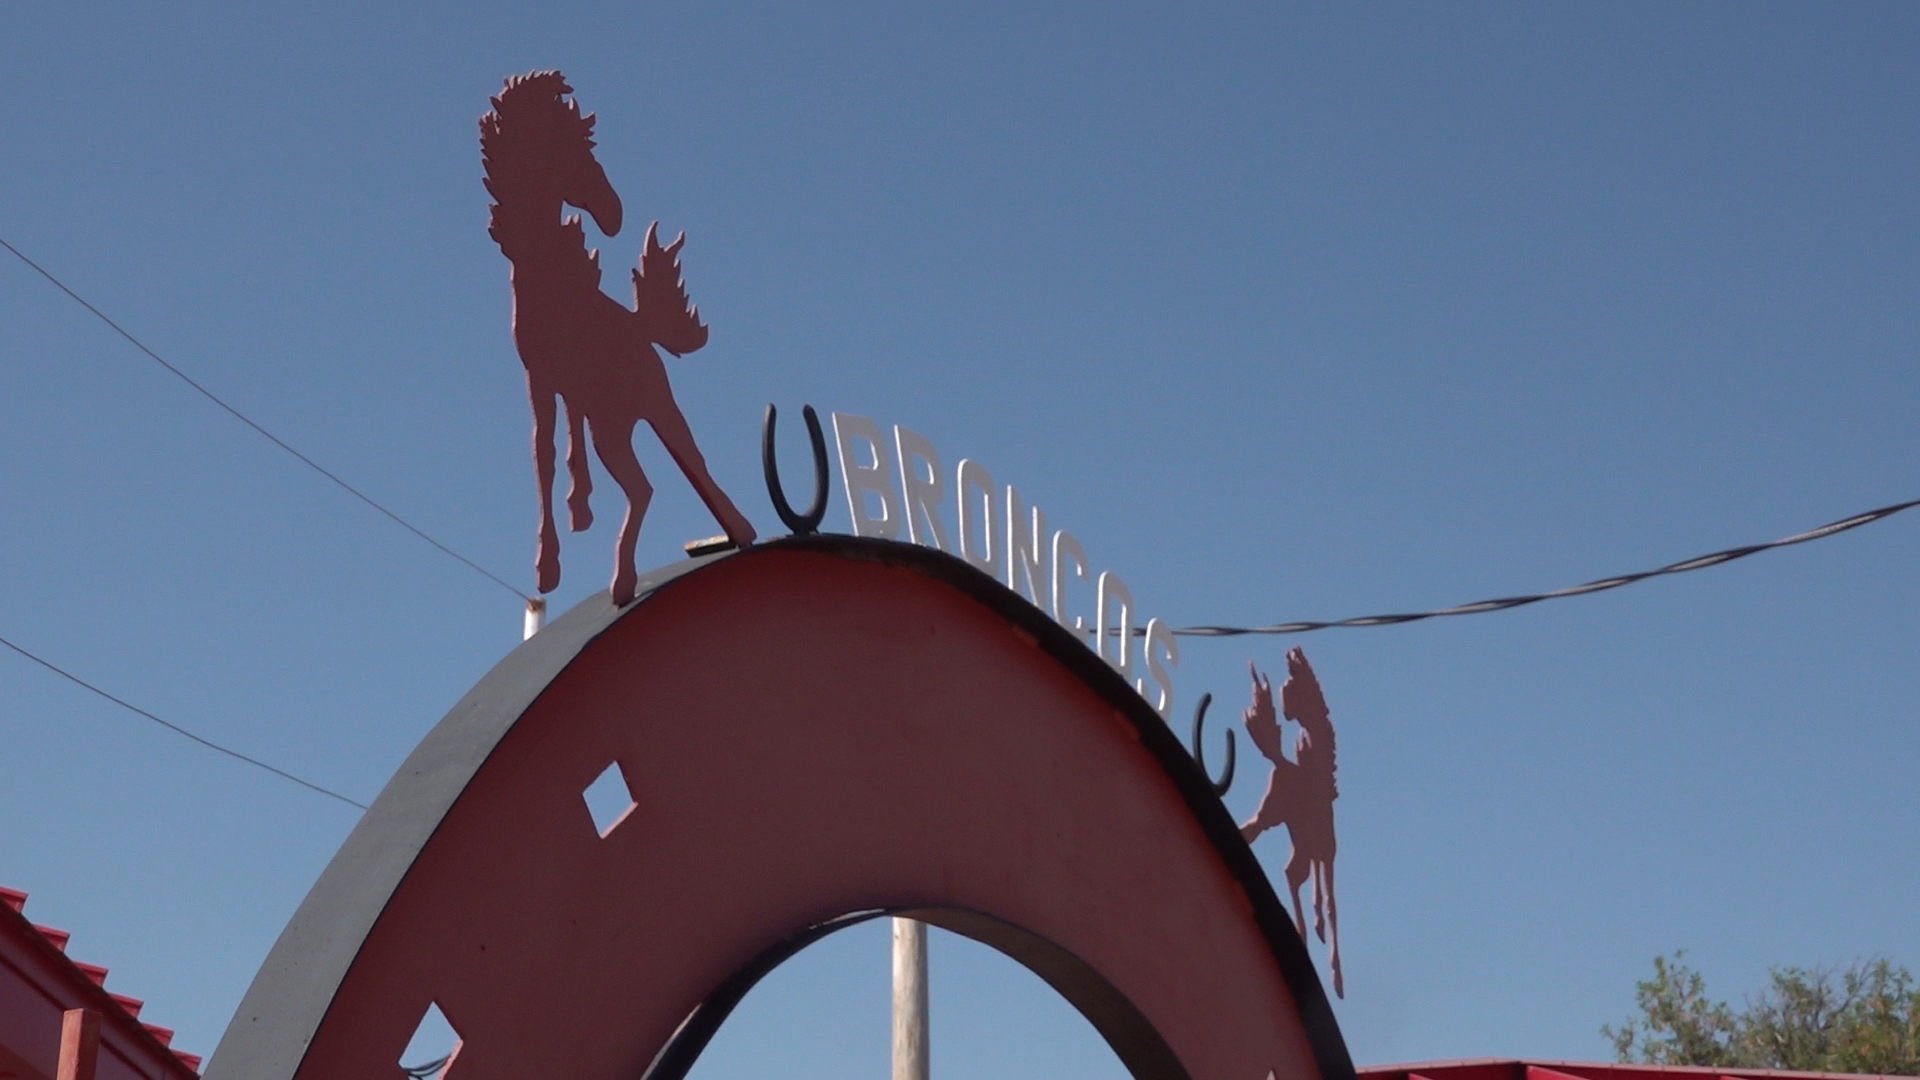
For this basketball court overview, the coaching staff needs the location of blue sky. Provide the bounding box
[2,3,1916,1076]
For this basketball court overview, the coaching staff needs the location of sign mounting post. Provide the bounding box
[892,918,929,1080]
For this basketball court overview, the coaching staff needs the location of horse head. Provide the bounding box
[1280,647,1329,730]
[481,70,624,239]
[562,132,623,238]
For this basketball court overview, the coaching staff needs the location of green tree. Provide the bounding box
[1605,953,1920,1076]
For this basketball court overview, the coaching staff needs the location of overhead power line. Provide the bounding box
[6,238,1915,800]
[3,500,1908,810]
[1171,497,1920,637]
[0,236,532,603]
[0,630,368,811]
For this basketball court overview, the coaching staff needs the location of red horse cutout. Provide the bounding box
[1240,647,1343,998]
[481,71,756,605]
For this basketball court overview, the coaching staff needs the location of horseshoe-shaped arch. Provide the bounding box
[203,537,1355,1080]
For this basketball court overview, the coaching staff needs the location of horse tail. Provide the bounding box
[633,221,709,357]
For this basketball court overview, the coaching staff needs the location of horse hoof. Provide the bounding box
[569,501,594,532]
[537,558,561,595]
[610,569,637,606]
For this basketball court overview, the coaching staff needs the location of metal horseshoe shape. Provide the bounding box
[1190,692,1235,796]
[762,403,830,536]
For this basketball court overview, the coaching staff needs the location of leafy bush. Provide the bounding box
[1605,953,1920,1075]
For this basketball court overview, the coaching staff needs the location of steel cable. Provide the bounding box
[0,631,369,811]
[0,236,532,603]
[1169,497,1920,637]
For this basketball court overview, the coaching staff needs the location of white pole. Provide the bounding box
[524,597,547,640]
[892,917,929,1080]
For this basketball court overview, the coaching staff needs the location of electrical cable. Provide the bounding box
[1170,497,1920,637]
[0,630,369,811]
[3,499,1909,808]
[7,239,1915,797]
[0,236,533,603]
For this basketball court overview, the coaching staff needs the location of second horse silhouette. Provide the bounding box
[482,71,757,605]
[1240,647,1343,998]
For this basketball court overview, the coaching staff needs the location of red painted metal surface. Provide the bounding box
[1360,1060,1915,1080]
[0,887,200,1080]
[271,544,1338,1080]
[56,1010,98,1080]
[481,71,756,604]
[1240,649,1342,997]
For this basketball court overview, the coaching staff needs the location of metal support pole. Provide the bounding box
[892,917,929,1080]
[524,597,547,641]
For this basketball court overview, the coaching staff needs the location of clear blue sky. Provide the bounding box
[2,3,1916,1076]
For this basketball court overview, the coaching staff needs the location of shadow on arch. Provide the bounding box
[203,537,1356,1080]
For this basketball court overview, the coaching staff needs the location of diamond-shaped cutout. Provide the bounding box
[583,761,637,838]
[401,1001,460,1080]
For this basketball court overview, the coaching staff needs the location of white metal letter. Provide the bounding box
[1005,487,1047,605]
[1052,530,1092,645]
[956,460,998,575]
[1141,617,1179,720]
[1096,571,1136,683]
[833,412,901,539]
[893,425,951,552]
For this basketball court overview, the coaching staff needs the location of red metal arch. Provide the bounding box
[205,538,1353,1080]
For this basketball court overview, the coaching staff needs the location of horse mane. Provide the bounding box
[479,70,598,197]
[480,71,709,356]
[1281,647,1338,798]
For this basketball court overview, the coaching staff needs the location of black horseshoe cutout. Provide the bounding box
[1190,692,1235,797]
[763,403,830,536]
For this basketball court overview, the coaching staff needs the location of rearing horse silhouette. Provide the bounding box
[482,71,756,605]
[1240,647,1343,998]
